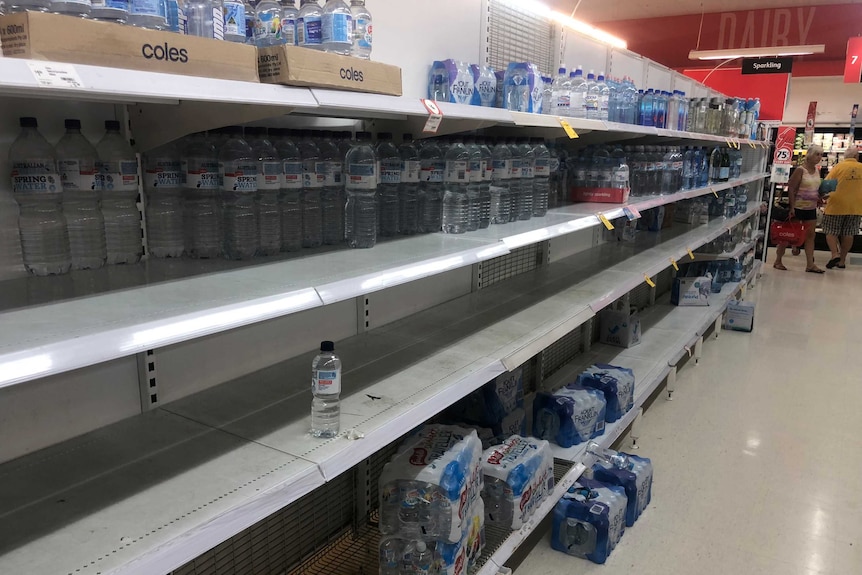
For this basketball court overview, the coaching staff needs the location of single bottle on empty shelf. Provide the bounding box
[182,132,222,259]
[376,132,402,237]
[344,131,377,248]
[9,117,71,276]
[398,133,421,235]
[97,120,142,265]
[219,126,259,260]
[274,129,304,252]
[311,340,341,439]
[57,119,106,270]
[349,0,371,59]
[245,127,283,255]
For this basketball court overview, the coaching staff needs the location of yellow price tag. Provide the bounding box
[712,189,719,197]
[559,119,579,139]
[598,213,614,230]
[726,138,733,147]
[749,142,756,149]
[670,258,679,271]
[644,275,656,288]
[687,248,695,260]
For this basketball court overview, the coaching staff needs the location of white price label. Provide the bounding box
[421,98,444,134]
[27,62,85,89]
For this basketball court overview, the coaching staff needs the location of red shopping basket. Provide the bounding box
[770,219,806,246]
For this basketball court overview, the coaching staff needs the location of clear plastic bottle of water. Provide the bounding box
[345,132,377,248]
[297,0,322,50]
[724,186,737,219]
[517,137,534,220]
[243,0,256,42]
[413,540,434,575]
[298,130,323,248]
[319,131,344,246]
[349,0,371,59]
[551,67,569,116]
[583,72,599,120]
[254,0,284,46]
[596,73,610,121]
[379,538,401,575]
[50,0,90,16]
[280,0,297,44]
[222,0,246,41]
[681,147,694,191]
[507,139,522,222]
[182,132,221,259]
[321,0,351,55]
[586,441,632,470]
[441,138,470,234]
[477,136,493,228]
[219,127,258,260]
[568,67,586,119]
[185,0,223,38]
[57,119,106,270]
[376,133,401,236]
[398,133,420,235]
[97,120,142,265]
[7,0,51,12]
[143,142,184,259]
[311,340,341,438]
[464,137,483,231]
[490,138,512,224]
[610,145,630,192]
[90,0,129,22]
[9,117,70,276]
[274,129,303,252]
[418,139,444,233]
[661,146,683,195]
[129,0,168,29]
[245,127,282,255]
[736,185,748,215]
[532,138,550,217]
[709,147,722,184]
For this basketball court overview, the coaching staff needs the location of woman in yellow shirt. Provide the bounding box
[823,146,862,269]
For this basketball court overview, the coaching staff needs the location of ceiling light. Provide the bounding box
[689,45,825,61]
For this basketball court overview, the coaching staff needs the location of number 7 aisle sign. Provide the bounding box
[845,37,862,84]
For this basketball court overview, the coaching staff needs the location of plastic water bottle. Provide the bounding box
[490,138,512,224]
[50,0,90,16]
[551,67,570,116]
[182,132,221,259]
[517,137,534,220]
[345,132,377,248]
[184,0,223,38]
[724,187,737,219]
[129,0,168,29]
[57,119,106,270]
[583,72,599,120]
[463,137,482,231]
[531,138,550,217]
[245,127,282,255]
[639,89,654,127]
[350,0,371,59]
[376,133,401,237]
[709,147,722,184]
[280,0,297,44]
[428,62,449,102]
[254,0,283,46]
[399,134,420,235]
[9,117,70,276]
[221,0,246,41]
[696,147,709,188]
[611,145,629,192]
[477,137,492,228]
[596,73,610,121]
[736,185,748,215]
[507,139,522,222]
[567,67,585,119]
[318,132,344,246]
[91,0,129,22]
[660,146,683,195]
[97,121,141,265]
[274,129,303,252]
[586,441,632,470]
[297,130,323,248]
[321,0,351,54]
[418,139,444,233]
[442,139,470,234]
[311,340,341,438]
[297,0,323,49]
[219,127,258,259]
[379,538,401,575]
[143,142,184,259]
[413,541,434,575]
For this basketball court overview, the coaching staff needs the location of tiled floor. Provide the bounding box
[514,251,862,574]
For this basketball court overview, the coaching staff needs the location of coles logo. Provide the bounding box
[340,67,364,82]
[142,43,189,63]
[409,447,429,466]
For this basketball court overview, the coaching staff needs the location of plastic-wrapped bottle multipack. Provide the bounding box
[481,435,555,529]
[532,385,607,447]
[577,363,635,423]
[446,369,526,448]
[551,477,628,564]
[592,453,653,527]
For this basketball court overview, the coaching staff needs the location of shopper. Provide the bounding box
[774,145,824,273]
[822,146,862,269]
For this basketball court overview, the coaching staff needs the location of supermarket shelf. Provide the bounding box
[691,230,764,262]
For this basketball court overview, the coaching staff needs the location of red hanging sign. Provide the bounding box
[845,37,862,83]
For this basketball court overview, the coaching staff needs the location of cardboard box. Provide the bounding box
[599,307,642,348]
[671,276,712,306]
[571,186,630,204]
[0,12,259,83]
[257,45,402,96]
[724,300,755,332]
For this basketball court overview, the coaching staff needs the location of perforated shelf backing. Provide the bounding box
[629,281,653,312]
[540,326,585,383]
[488,0,554,75]
[655,266,674,299]
[477,244,543,290]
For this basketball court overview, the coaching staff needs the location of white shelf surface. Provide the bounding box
[691,230,764,262]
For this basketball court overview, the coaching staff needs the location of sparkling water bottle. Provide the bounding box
[345,131,377,248]
[399,133,420,235]
[144,141,184,258]
[185,0,223,38]
[219,127,258,260]
[442,139,470,234]
[97,120,141,265]
[50,0,90,17]
[464,137,482,232]
[298,130,323,248]
[254,0,283,46]
[376,133,401,236]
[418,139,444,233]
[9,117,70,276]
[274,129,303,252]
[321,0,351,55]
[129,0,168,29]
[490,138,512,224]
[311,340,341,438]
[222,0,246,41]
[297,0,322,49]
[349,0,371,59]
[90,0,129,22]
[319,131,344,245]
[517,137,534,220]
[57,119,106,270]
[246,127,282,255]
[280,0,297,44]
[182,132,222,259]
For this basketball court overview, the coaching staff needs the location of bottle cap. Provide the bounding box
[402,133,414,142]
[64,118,82,130]
[104,120,121,131]
[320,341,335,352]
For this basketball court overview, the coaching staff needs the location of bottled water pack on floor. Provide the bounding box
[577,364,635,423]
[551,477,628,564]
[533,386,607,448]
[592,453,653,527]
[481,435,554,529]
[379,425,483,543]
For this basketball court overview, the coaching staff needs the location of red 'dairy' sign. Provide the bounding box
[845,37,862,83]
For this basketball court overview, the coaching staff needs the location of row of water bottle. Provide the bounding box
[687,97,760,139]
[544,67,636,123]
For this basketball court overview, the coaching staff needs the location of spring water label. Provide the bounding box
[402,160,420,183]
[98,159,139,192]
[281,15,297,45]
[468,160,482,183]
[379,158,402,184]
[220,161,258,193]
[183,159,220,190]
[257,160,282,190]
[492,159,510,180]
[421,160,444,183]
[355,18,372,49]
[347,163,376,190]
[302,160,323,189]
[59,160,98,191]
[144,160,182,189]
[322,12,352,43]
[509,159,522,179]
[534,158,550,177]
[445,160,469,183]
[299,15,322,46]
[223,0,245,37]
[11,160,60,195]
[283,160,303,189]
[312,369,341,394]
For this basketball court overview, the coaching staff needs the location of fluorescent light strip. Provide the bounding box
[496,0,627,50]
[689,44,825,61]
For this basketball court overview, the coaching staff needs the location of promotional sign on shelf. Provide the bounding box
[804,102,817,146]
[771,126,796,184]
[844,37,862,84]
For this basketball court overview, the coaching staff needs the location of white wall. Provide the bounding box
[784,76,862,127]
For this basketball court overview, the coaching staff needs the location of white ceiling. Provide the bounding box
[547,0,860,23]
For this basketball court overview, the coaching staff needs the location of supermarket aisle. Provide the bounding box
[517,255,862,574]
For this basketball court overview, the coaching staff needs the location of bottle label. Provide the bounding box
[322,161,343,187]
[144,159,183,189]
[379,159,402,184]
[131,0,165,17]
[257,160,283,190]
[282,15,297,45]
[347,163,376,190]
[555,95,570,110]
[223,1,245,37]
[509,159,521,179]
[312,369,341,394]
[402,160,420,183]
[220,161,258,193]
[99,159,139,192]
[534,158,550,177]
[255,11,281,42]
[59,159,98,192]
[322,12,352,44]
[720,167,730,179]
[421,161,444,183]
[283,161,303,189]
[613,169,629,184]
[355,19,372,49]
[521,162,534,179]
[445,160,469,183]
[303,160,323,188]
[212,7,224,39]
[468,160,482,183]
[492,159,510,180]
[184,159,220,190]
[672,161,684,171]
[10,160,60,195]
[549,157,560,173]
[299,16,322,46]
